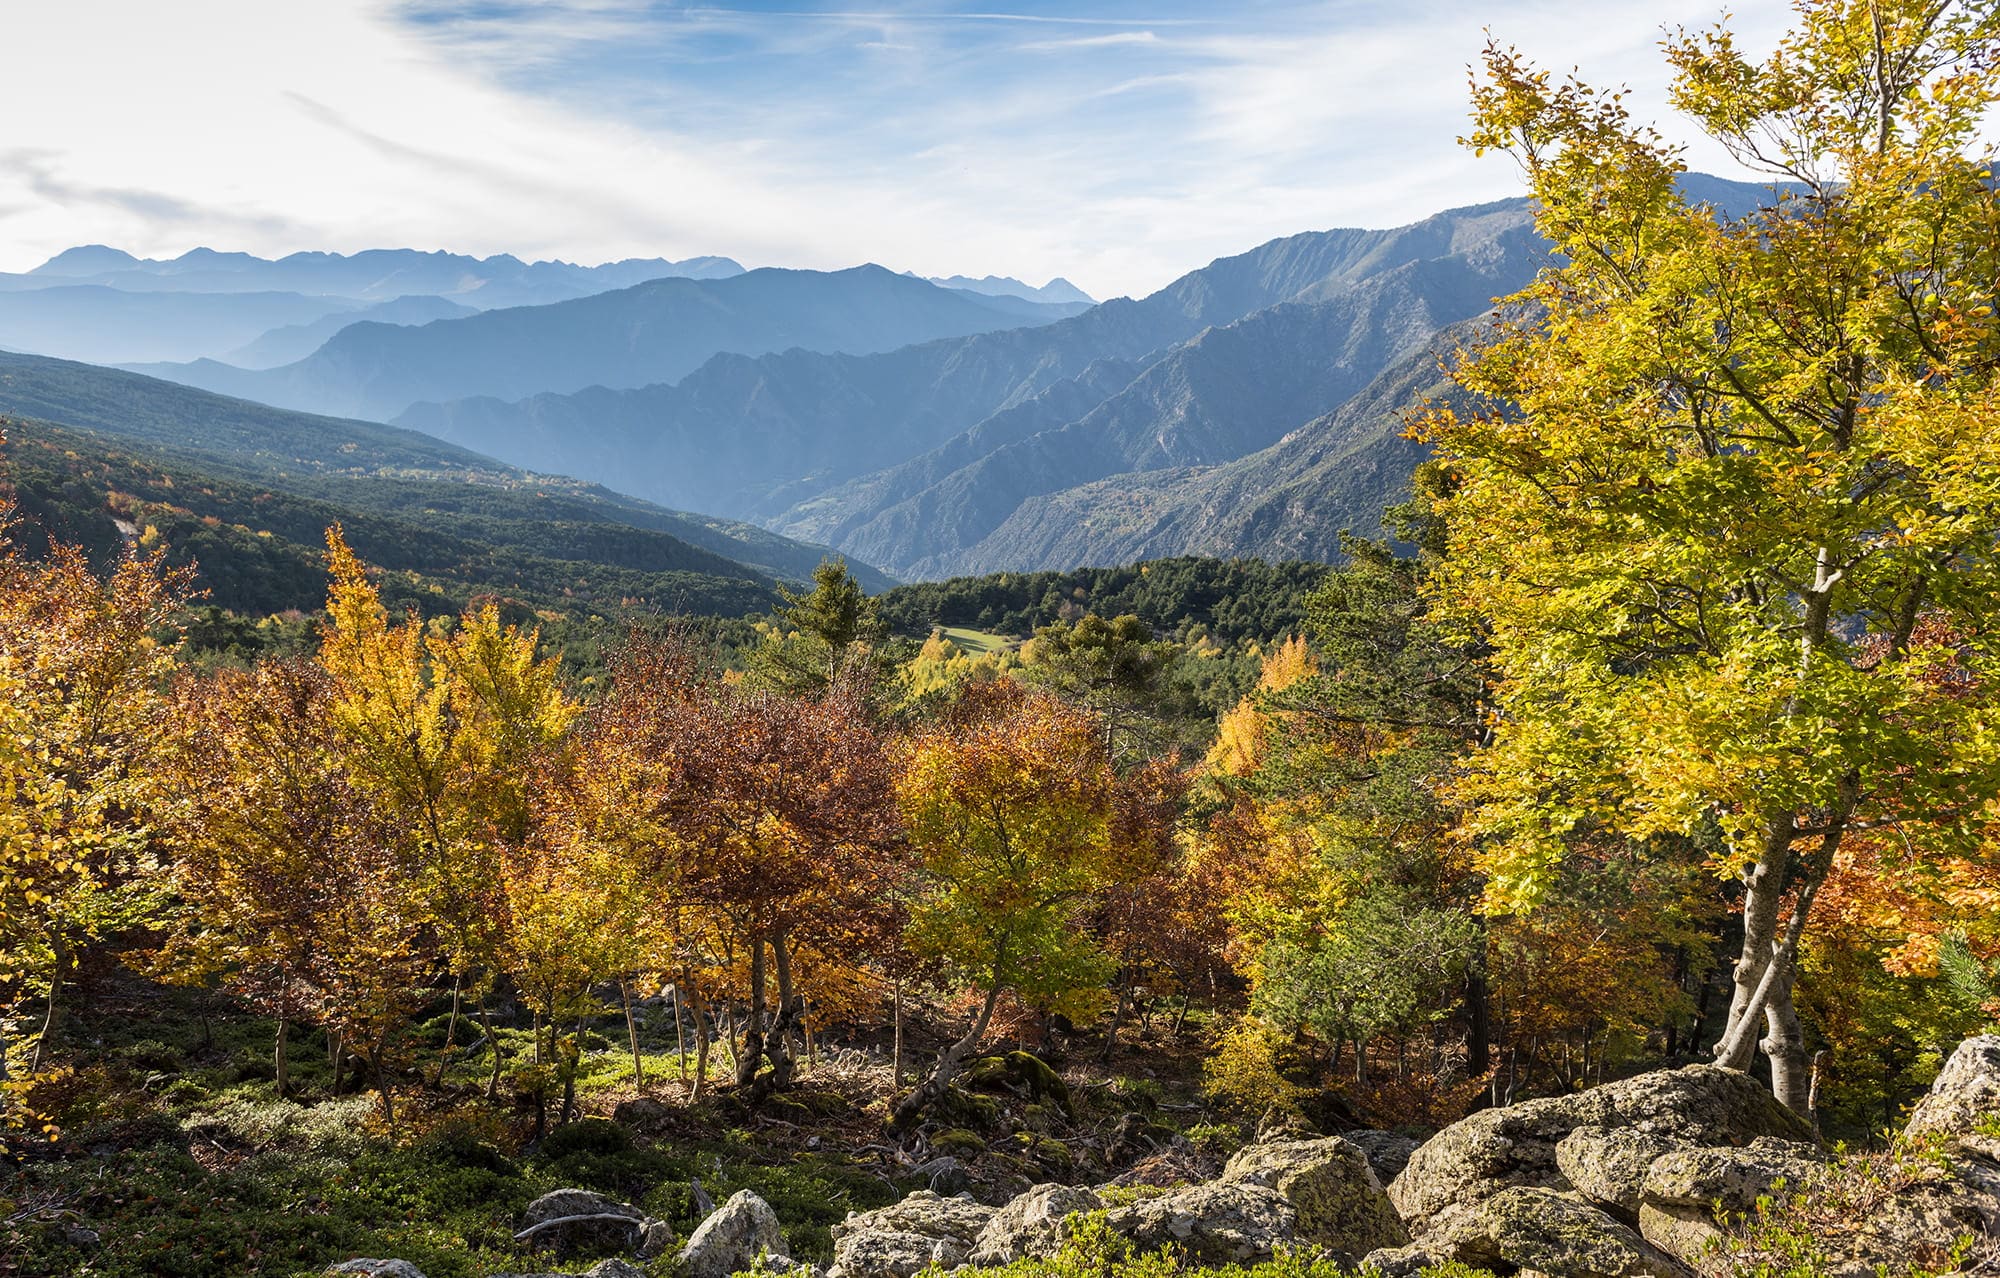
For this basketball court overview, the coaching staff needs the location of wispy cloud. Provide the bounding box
[0,0,1793,298]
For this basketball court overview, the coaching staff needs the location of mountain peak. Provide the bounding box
[29,244,142,276]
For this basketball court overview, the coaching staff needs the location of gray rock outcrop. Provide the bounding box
[1389,1064,1811,1236]
[517,1188,672,1260]
[1219,1135,1407,1256]
[327,1263,427,1278]
[1091,1181,1298,1264]
[828,1189,996,1278]
[968,1183,1102,1265]
[679,1190,789,1278]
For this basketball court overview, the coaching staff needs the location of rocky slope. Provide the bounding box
[326,1036,2000,1278]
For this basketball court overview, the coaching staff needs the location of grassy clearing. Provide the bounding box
[941,627,1018,655]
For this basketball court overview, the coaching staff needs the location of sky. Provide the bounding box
[0,1,1791,300]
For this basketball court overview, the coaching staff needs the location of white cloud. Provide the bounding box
[0,1,1795,299]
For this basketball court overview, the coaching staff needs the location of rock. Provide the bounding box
[1431,1186,1690,1277]
[828,1190,996,1278]
[1905,1034,2000,1151]
[1108,1111,1176,1161]
[679,1190,790,1278]
[830,1229,968,1278]
[637,1219,676,1259]
[1641,1138,1826,1212]
[1340,1129,1420,1184]
[969,1183,1102,1265]
[962,1051,1073,1115]
[519,1188,654,1257]
[1357,1243,1443,1277]
[1093,1182,1298,1265]
[490,1263,648,1278]
[1634,1202,1723,1274]
[1556,1126,1679,1216]
[1220,1135,1407,1255]
[327,1263,427,1278]
[1257,1107,1318,1142]
[831,1189,995,1248]
[1390,1065,1811,1233]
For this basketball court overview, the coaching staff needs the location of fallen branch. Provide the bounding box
[512,1212,642,1243]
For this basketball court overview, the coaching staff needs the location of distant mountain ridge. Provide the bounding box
[921,274,1096,305]
[126,264,1089,421]
[13,244,746,308]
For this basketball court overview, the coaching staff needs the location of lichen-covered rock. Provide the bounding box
[1389,1066,1811,1233]
[1220,1135,1406,1255]
[1430,1187,1690,1277]
[831,1190,995,1248]
[519,1188,654,1258]
[1358,1242,1442,1277]
[1340,1130,1420,1184]
[969,1183,1102,1265]
[1905,1034,2000,1152]
[1557,1126,1679,1216]
[829,1229,967,1278]
[1093,1182,1298,1264]
[327,1263,427,1278]
[490,1262,648,1278]
[1635,1202,1725,1275]
[679,1190,789,1278]
[1641,1138,1825,1212]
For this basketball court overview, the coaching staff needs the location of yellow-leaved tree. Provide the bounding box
[1426,0,2000,1110]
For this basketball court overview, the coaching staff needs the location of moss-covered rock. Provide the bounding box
[930,1128,987,1156]
[1220,1135,1406,1257]
[1433,1186,1687,1277]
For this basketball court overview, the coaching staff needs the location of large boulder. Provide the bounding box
[1631,1139,1827,1273]
[969,1183,1102,1265]
[832,1190,995,1248]
[1905,1034,2000,1152]
[490,1263,647,1278]
[1093,1182,1298,1265]
[1340,1130,1421,1184]
[518,1188,671,1260]
[830,1230,966,1278]
[1429,1186,1690,1277]
[327,1264,426,1278]
[679,1190,789,1278]
[1556,1127,1680,1216]
[1219,1135,1406,1256]
[828,1190,996,1278]
[1390,1066,1811,1234]
[1640,1138,1826,1213]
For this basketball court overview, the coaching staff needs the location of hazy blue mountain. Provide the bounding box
[923,274,1096,305]
[0,285,367,364]
[9,245,746,308]
[0,349,891,592]
[220,294,478,368]
[398,196,1543,533]
[129,264,1076,421]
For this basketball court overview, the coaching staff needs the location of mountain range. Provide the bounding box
[5,173,1782,590]
[125,265,1093,421]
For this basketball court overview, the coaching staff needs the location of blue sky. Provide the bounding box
[0,1,1786,298]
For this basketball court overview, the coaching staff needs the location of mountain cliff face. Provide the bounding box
[131,264,1081,421]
